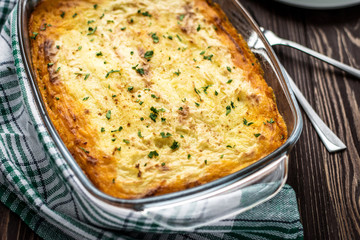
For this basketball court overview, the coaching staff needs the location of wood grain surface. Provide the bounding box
[1,1,360,239]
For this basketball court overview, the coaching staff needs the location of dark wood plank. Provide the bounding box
[240,1,360,239]
[0,203,41,240]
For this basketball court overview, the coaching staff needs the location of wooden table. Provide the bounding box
[1,1,360,239]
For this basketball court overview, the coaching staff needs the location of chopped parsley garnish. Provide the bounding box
[56,45,60,49]
[220,154,224,159]
[149,113,157,122]
[123,139,130,144]
[178,107,183,111]
[138,10,152,17]
[106,110,111,119]
[151,94,159,99]
[160,132,172,138]
[187,154,191,159]
[140,117,144,121]
[254,133,261,137]
[195,102,200,107]
[87,26,97,35]
[84,73,90,80]
[200,50,205,55]
[215,90,218,96]
[148,150,159,158]
[202,85,212,94]
[142,11,152,17]
[227,79,233,84]
[179,14,185,21]
[107,20,114,23]
[176,34,182,42]
[111,126,123,132]
[130,51,134,55]
[128,86,134,92]
[121,27,126,31]
[112,94,117,98]
[78,46,82,51]
[226,106,231,115]
[267,118,275,124]
[88,20,95,24]
[137,68,145,75]
[204,160,208,164]
[203,54,213,61]
[144,50,154,60]
[174,69,181,76]
[138,130,143,138]
[213,25,218,30]
[112,138,116,142]
[96,51,103,56]
[170,140,179,150]
[105,69,120,78]
[100,13,104,19]
[30,32,38,40]
[243,118,254,126]
[161,162,166,166]
[47,63,54,67]
[101,127,105,132]
[151,33,159,43]
[226,145,233,148]
[161,117,166,122]
[139,101,144,105]
[168,35,173,40]
[60,12,65,18]
[55,67,61,73]
[227,66,232,72]
[149,106,159,122]
[40,23,51,31]
[79,147,89,153]
[194,87,201,95]
[93,4,98,9]
[132,64,145,75]
[83,96,89,101]
[197,25,201,32]
[116,147,121,151]
[55,97,60,100]
[72,13,78,18]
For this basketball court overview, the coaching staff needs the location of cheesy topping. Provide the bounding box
[29,0,287,198]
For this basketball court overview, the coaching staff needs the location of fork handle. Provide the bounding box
[280,66,347,152]
[279,40,360,78]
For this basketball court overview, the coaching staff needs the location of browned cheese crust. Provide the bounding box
[29,0,288,198]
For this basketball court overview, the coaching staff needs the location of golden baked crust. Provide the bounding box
[29,0,287,199]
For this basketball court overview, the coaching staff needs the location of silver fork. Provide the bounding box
[248,29,347,152]
[261,28,360,78]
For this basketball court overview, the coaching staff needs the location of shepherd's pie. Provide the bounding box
[29,0,288,199]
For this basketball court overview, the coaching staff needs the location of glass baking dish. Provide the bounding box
[17,0,303,231]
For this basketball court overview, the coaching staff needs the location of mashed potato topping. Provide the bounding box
[29,0,287,198]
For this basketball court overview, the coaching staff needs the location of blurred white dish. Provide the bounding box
[276,0,360,9]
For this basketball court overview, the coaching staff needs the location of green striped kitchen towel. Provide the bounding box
[0,1,303,239]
